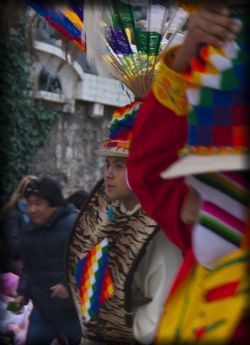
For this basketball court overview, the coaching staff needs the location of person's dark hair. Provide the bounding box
[67,189,89,211]
[24,177,65,207]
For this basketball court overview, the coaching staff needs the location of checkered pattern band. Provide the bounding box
[184,16,250,155]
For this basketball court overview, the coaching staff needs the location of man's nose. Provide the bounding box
[28,205,36,214]
[105,166,114,178]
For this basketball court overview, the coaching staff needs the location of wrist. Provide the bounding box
[171,37,199,73]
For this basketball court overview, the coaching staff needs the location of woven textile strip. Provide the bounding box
[184,16,250,154]
[75,238,114,321]
[105,27,133,55]
[26,0,86,52]
[196,171,250,246]
[109,0,162,56]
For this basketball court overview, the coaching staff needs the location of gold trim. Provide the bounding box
[153,47,188,116]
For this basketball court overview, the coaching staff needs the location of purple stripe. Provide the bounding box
[220,171,250,190]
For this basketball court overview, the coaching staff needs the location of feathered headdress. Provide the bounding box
[84,0,189,99]
[84,0,190,157]
[17,1,190,157]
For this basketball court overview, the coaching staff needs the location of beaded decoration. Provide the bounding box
[107,204,114,221]
[100,100,143,156]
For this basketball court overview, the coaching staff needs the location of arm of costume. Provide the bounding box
[3,209,21,259]
[127,47,192,253]
[132,231,183,344]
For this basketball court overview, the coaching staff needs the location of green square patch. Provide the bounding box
[188,108,197,125]
[199,88,213,106]
[221,69,239,91]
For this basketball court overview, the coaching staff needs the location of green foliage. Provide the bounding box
[0,17,58,206]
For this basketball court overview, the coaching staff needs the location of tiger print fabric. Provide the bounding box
[66,179,159,344]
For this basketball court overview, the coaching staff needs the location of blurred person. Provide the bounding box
[126,2,250,344]
[0,272,33,345]
[155,4,250,343]
[12,177,82,345]
[0,176,37,274]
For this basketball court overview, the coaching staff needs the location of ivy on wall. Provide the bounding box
[0,17,58,206]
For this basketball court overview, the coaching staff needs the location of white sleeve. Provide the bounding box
[132,231,183,344]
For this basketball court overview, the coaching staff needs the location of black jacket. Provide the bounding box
[17,203,79,321]
[2,208,23,260]
[1,200,28,272]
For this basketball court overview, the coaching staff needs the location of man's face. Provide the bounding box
[27,195,57,225]
[104,157,131,201]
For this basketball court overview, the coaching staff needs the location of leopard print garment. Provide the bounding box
[66,179,159,344]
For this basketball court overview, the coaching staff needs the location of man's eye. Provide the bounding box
[115,164,124,169]
[105,159,110,168]
[35,202,42,207]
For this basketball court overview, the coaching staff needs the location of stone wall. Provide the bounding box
[33,101,115,198]
[31,41,133,198]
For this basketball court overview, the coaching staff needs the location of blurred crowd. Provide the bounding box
[0,2,249,345]
[0,176,89,345]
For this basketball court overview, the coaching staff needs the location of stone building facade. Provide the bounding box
[32,40,133,197]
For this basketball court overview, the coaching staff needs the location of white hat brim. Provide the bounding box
[95,148,128,158]
[161,154,249,179]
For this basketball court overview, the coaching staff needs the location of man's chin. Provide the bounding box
[31,217,42,225]
[106,192,119,201]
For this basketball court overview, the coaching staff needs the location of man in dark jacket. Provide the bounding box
[13,177,81,345]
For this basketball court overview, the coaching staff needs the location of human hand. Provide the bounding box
[171,4,242,72]
[50,284,70,299]
[187,4,241,47]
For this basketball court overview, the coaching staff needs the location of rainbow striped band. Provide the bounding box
[102,139,131,150]
[188,146,249,155]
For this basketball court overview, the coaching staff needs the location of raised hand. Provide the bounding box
[169,4,242,72]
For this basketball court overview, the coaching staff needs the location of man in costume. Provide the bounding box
[66,102,182,345]
[127,2,250,344]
